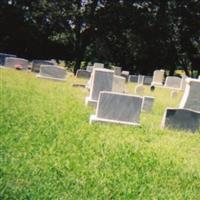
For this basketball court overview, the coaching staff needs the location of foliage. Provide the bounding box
[0,1,200,75]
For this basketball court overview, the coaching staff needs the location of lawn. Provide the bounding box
[0,69,200,200]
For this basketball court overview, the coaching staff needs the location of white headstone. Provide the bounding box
[37,65,67,81]
[90,91,143,126]
[179,78,200,112]
[112,75,126,93]
[5,57,28,70]
[85,68,114,107]
[86,65,93,72]
[137,75,144,84]
[0,53,16,66]
[152,70,164,86]
[164,76,182,89]
[94,62,104,69]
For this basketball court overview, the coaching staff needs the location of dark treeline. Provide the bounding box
[0,0,200,76]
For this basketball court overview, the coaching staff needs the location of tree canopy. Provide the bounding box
[0,0,200,76]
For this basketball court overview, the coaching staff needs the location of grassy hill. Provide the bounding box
[1,69,200,199]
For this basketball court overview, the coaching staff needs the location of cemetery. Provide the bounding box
[1,1,200,199]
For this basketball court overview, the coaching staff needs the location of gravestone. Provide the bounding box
[151,70,165,86]
[90,91,143,126]
[113,66,122,76]
[164,76,182,89]
[162,78,200,132]
[161,109,200,133]
[0,53,16,66]
[112,75,126,93]
[198,75,200,80]
[86,65,93,72]
[179,78,200,112]
[142,96,154,112]
[135,85,145,95]
[121,71,129,82]
[137,75,144,84]
[32,60,55,72]
[128,75,138,83]
[94,62,104,69]
[85,68,114,107]
[76,69,91,79]
[143,76,153,85]
[37,65,67,81]
[180,75,187,90]
[5,57,28,70]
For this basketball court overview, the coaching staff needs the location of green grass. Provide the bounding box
[0,69,200,200]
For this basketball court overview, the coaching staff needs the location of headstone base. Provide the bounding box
[36,74,66,81]
[90,115,140,126]
[85,97,97,107]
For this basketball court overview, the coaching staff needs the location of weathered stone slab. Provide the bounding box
[152,70,164,86]
[161,108,200,133]
[113,66,122,76]
[142,96,154,112]
[94,62,104,69]
[90,91,143,125]
[112,75,126,93]
[85,68,114,107]
[37,65,67,81]
[179,78,200,112]
[143,76,153,85]
[5,57,28,70]
[128,75,138,83]
[32,60,55,72]
[164,76,182,89]
[86,65,93,72]
[0,53,16,66]
[121,71,129,82]
[76,69,91,79]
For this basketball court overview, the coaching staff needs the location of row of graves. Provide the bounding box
[76,64,200,133]
[0,53,67,81]
[1,53,199,133]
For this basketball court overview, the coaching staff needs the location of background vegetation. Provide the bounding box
[0,0,200,76]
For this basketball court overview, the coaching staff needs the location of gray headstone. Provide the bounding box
[164,76,182,89]
[112,75,126,93]
[161,108,200,133]
[5,57,28,69]
[0,53,16,66]
[142,96,154,112]
[143,76,153,85]
[37,65,67,80]
[76,69,91,79]
[121,71,129,82]
[90,91,143,125]
[128,75,138,83]
[179,78,200,112]
[113,66,122,76]
[85,68,114,107]
[32,60,55,72]
[94,63,104,69]
[86,65,93,72]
